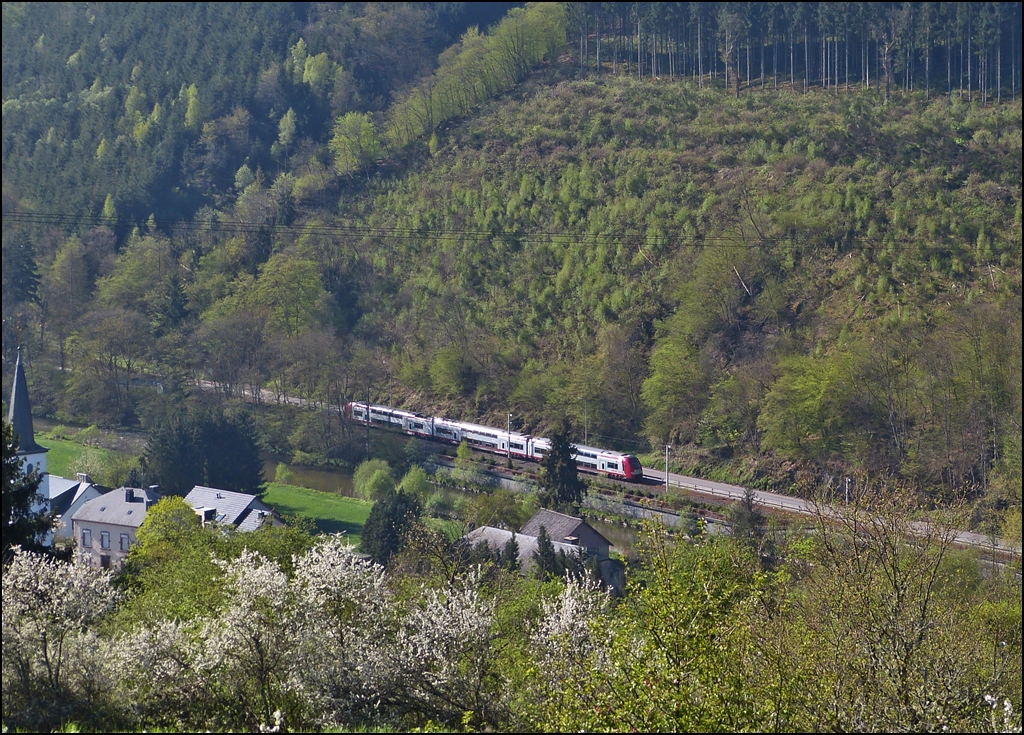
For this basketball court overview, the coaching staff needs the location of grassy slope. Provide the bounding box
[35,435,110,479]
[263,482,372,544]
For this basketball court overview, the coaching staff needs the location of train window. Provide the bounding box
[608,462,619,471]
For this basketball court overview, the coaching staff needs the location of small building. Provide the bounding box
[465,525,584,575]
[48,474,107,542]
[71,486,160,569]
[520,508,612,560]
[466,511,625,594]
[183,485,280,531]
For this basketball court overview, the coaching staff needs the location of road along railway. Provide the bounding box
[346,400,1018,560]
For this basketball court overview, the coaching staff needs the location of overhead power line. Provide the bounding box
[2,210,1008,252]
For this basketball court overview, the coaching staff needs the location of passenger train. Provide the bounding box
[345,401,644,482]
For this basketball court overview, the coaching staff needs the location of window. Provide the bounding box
[100,555,110,569]
[81,529,92,547]
[100,531,110,550]
[120,533,130,552]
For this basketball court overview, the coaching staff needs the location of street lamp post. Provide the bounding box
[665,445,671,494]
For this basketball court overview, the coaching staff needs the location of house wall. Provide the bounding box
[575,524,611,559]
[55,488,104,540]
[72,519,138,569]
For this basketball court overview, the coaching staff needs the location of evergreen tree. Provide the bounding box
[502,531,520,573]
[727,485,771,562]
[141,412,204,496]
[1,234,40,309]
[2,418,52,557]
[532,524,558,581]
[201,410,266,496]
[539,419,587,511]
[360,489,421,566]
[143,407,265,496]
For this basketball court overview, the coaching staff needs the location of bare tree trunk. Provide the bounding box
[698,18,704,88]
[968,19,972,103]
[804,27,809,92]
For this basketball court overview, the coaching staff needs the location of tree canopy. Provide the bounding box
[2,417,52,557]
[142,407,264,496]
[539,420,587,512]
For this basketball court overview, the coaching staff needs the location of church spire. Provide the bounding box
[7,346,46,455]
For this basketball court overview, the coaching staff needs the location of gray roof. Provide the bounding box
[465,526,584,574]
[520,508,609,547]
[71,487,159,528]
[7,347,45,455]
[48,477,107,517]
[184,486,275,531]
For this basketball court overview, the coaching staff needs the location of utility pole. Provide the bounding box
[365,385,371,461]
[845,476,851,504]
[507,413,513,468]
[578,395,588,444]
[665,445,671,494]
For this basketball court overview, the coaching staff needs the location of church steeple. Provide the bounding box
[7,346,46,455]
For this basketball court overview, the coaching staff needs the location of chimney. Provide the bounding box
[76,472,92,484]
[125,488,135,502]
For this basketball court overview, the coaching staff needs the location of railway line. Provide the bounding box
[196,381,1020,559]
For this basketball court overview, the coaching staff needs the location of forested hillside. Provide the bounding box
[2,3,1021,539]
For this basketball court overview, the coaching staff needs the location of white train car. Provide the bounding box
[345,401,644,481]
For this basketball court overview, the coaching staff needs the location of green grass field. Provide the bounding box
[35,435,111,479]
[263,482,373,544]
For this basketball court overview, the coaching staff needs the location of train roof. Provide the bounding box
[438,417,530,440]
[572,443,632,458]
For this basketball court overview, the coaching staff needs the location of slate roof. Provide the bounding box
[465,526,583,574]
[7,347,45,455]
[183,486,276,531]
[48,477,106,518]
[71,487,159,528]
[520,508,610,548]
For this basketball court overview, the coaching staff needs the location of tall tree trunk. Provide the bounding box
[761,32,765,88]
[698,18,704,88]
[925,34,930,97]
[968,18,972,103]
[790,29,795,90]
[804,27,809,92]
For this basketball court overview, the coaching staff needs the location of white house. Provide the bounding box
[71,486,160,569]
